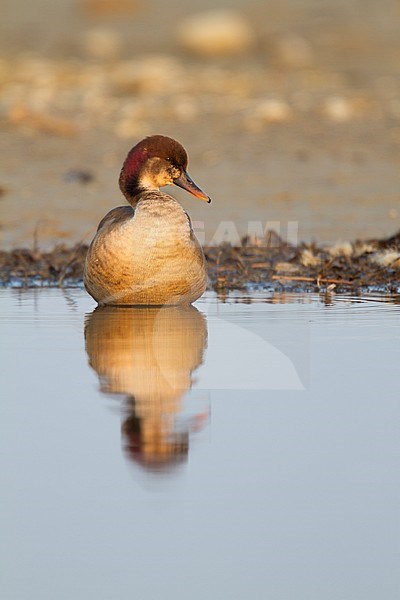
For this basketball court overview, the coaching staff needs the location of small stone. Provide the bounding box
[82,28,122,60]
[323,96,354,122]
[177,10,255,57]
[371,250,400,268]
[300,249,321,268]
[254,99,292,122]
[245,98,292,130]
[8,104,77,137]
[326,241,353,257]
[111,55,183,94]
[172,96,199,122]
[114,100,147,138]
[64,170,94,185]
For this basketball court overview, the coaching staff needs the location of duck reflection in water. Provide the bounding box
[84,305,208,472]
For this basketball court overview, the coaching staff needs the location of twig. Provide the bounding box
[250,262,270,269]
[56,245,85,286]
[56,230,91,286]
[271,275,353,285]
[32,222,41,254]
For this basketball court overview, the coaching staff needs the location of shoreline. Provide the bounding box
[1,230,399,295]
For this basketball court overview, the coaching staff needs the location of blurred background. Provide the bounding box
[1,0,400,249]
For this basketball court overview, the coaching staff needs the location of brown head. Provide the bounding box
[119,135,211,204]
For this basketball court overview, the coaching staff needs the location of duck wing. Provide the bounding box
[96,205,135,232]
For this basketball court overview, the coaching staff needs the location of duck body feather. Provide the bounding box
[84,191,207,306]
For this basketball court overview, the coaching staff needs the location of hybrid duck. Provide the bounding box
[84,135,211,306]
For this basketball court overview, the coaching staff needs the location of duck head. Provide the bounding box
[119,135,211,204]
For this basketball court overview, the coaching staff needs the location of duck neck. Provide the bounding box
[119,174,155,206]
[119,148,157,206]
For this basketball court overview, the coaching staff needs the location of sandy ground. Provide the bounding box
[1,0,400,249]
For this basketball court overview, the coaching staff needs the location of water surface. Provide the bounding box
[1,290,399,599]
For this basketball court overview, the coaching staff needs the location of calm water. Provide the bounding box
[1,289,399,600]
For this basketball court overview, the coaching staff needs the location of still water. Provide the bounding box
[1,290,399,599]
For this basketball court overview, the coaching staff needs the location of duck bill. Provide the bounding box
[173,171,211,203]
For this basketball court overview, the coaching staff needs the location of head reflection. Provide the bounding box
[84,305,208,472]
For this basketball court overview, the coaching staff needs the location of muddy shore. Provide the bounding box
[2,229,400,295]
[1,0,400,249]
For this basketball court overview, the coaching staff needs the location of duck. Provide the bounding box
[84,135,211,306]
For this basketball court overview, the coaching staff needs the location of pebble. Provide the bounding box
[82,28,122,60]
[245,98,292,130]
[253,99,292,122]
[111,55,183,94]
[114,102,148,138]
[0,46,396,143]
[300,249,321,268]
[172,96,199,122]
[326,241,353,257]
[371,250,400,267]
[8,104,77,137]
[176,10,255,56]
[323,96,354,122]
[64,169,94,185]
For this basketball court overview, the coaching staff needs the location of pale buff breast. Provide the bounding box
[84,196,207,306]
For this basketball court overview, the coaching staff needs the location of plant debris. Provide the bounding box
[1,230,400,294]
